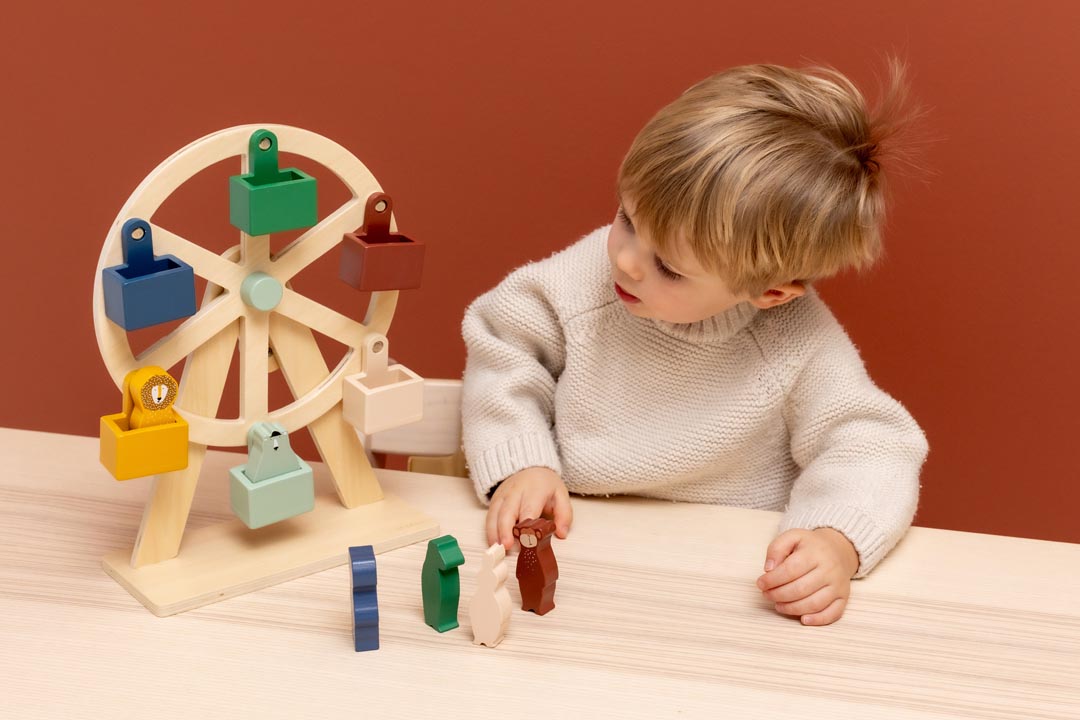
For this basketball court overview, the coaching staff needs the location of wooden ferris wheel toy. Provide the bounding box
[93,124,438,616]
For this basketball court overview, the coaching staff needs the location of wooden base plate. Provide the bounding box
[103,491,439,617]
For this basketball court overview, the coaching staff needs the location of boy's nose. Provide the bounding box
[616,248,645,281]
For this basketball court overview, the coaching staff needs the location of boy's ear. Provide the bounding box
[748,282,805,310]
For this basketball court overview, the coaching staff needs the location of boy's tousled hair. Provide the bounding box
[617,59,920,296]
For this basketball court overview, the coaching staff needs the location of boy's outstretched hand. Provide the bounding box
[756,527,860,626]
[486,466,573,550]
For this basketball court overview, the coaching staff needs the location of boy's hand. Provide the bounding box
[486,467,572,550]
[756,527,860,626]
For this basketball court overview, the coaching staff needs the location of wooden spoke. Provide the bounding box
[239,310,270,421]
[135,294,241,373]
[272,197,364,281]
[150,225,245,290]
[267,358,355,433]
[275,288,367,349]
[241,233,270,266]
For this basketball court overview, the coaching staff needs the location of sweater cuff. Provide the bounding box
[468,432,562,505]
[778,505,891,578]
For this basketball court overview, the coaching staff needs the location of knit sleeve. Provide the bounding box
[777,321,929,578]
[461,262,567,504]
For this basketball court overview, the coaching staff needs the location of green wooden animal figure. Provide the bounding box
[421,535,465,632]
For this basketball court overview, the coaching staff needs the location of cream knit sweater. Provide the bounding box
[461,225,928,577]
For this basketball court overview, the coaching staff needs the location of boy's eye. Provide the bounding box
[616,207,634,230]
[654,255,682,280]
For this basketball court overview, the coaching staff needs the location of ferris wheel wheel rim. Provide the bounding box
[92,124,396,447]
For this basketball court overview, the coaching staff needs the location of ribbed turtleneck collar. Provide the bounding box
[644,301,759,346]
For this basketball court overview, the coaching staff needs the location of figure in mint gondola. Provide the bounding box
[422,535,465,632]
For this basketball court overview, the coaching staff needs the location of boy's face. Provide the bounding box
[606,198,748,324]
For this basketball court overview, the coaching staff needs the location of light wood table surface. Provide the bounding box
[2,428,1078,719]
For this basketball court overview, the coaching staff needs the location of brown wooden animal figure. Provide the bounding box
[513,518,558,615]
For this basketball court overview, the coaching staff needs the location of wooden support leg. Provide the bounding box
[130,292,239,567]
[269,314,383,506]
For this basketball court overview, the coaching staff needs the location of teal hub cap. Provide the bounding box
[241,272,283,311]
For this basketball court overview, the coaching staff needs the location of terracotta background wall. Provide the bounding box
[2,2,1077,543]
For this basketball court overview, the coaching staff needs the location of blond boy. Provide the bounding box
[461,63,928,625]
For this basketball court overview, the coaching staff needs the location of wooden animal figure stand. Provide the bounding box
[513,518,558,615]
[422,535,465,632]
[469,543,512,647]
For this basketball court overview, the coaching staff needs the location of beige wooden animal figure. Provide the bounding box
[469,543,512,647]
